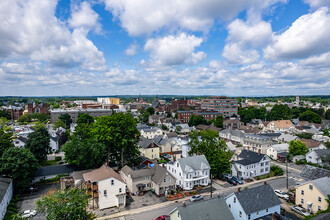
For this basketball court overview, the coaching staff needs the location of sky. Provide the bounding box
[0,0,330,97]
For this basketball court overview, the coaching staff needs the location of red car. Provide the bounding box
[155,215,170,220]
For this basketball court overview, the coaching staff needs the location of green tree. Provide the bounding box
[0,109,11,120]
[296,133,313,140]
[0,129,14,158]
[0,148,39,189]
[188,129,233,177]
[25,127,51,163]
[36,188,95,220]
[175,126,182,133]
[53,119,66,130]
[325,142,330,149]
[17,114,32,124]
[289,140,309,156]
[299,110,322,123]
[34,121,46,130]
[62,124,106,169]
[146,107,155,116]
[92,113,141,167]
[0,117,9,127]
[138,109,149,123]
[188,115,207,127]
[267,104,291,120]
[77,113,94,125]
[59,114,72,129]
[214,115,224,128]
[325,110,330,120]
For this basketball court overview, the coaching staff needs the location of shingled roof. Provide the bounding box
[83,165,124,183]
[233,184,281,215]
[233,150,267,166]
[176,155,210,173]
[300,165,330,180]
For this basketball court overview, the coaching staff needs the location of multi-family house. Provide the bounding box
[120,164,176,196]
[306,149,330,165]
[170,197,234,220]
[301,139,327,151]
[223,119,243,130]
[277,133,300,143]
[264,120,294,132]
[225,184,281,220]
[139,126,163,139]
[138,137,160,159]
[295,176,330,213]
[243,134,273,154]
[219,129,246,145]
[13,136,27,148]
[266,143,289,160]
[231,150,271,179]
[153,135,172,155]
[166,155,210,190]
[83,165,126,210]
[0,178,13,220]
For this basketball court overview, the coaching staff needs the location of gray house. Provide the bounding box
[306,149,330,165]
[0,177,13,220]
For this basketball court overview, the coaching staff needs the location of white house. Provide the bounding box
[306,149,330,165]
[0,178,13,220]
[166,155,210,190]
[49,135,59,152]
[219,129,245,145]
[231,150,271,180]
[13,136,27,148]
[83,165,126,210]
[225,184,281,220]
[139,126,163,139]
[266,143,289,160]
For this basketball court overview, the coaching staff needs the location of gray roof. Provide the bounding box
[271,143,289,152]
[50,136,59,142]
[151,164,174,184]
[313,149,330,157]
[307,176,330,197]
[175,197,234,220]
[121,164,172,182]
[17,136,28,143]
[300,165,330,180]
[0,177,13,202]
[233,184,281,215]
[310,212,330,220]
[220,129,246,139]
[233,150,266,166]
[138,137,159,149]
[177,155,210,173]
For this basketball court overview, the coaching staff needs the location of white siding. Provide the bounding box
[98,177,126,210]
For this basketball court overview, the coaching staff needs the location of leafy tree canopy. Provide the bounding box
[188,129,233,177]
[325,110,330,120]
[214,115,224,128]
[0,147,39,189]
[0,128,14,158]
[92,113,141,167]
[25,127,51,163]
[289,140,309,156]
[58,113,72,129]
[267,104,291,120]
[0,109,11,120]
[296,133,313,140]
[17,114,32,124]
[188,115,208,127]
[53,119,67,130]
[36,188,95,220]
[299,110,322,123]
[146,107,155,116]
[77,113,94,125]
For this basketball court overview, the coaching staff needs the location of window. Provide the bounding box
[318,197,322,202]
[143,176,146,181]
[260,169,264,173]
[256,211,259,216]
[177,163,179,167]
[318,206,322,211]
[309,185,313,190]
[152,154,153,158]
[301,190,304,195]
[152,149,153,152]
[234,197,236,203]
[104,190,107,197]
[248,214,251,220]
[266,209,269,213]
[111,180,114,185]
[228,204,231,209]
[164,178,166,182]
[168,177,171,182]
[301,198,304,204]
[119,188,122,193]
[148,176,151,180]
[239,211,242,217]
[186,183,188,187]
[265,167,269,171]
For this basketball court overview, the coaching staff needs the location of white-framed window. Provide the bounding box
[177,163,179,167]
[266,209,269,213]
[104,190,107,197]
[228,204,231,209]
[309,185,313,190]
[301,190,304,195]
[239,211,242,217]
[301,198,304,204]
[111,180,114,185]
[119,188,122,193]
[234,197,236,203]
[318,197,321,202]
[152,149,153,152]
[164,178,166,182]
[168,177,171,182]
[248,214,251,220]
[318,206,322,211]
[256,211,259,216]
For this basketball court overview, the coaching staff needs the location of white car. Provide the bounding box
[291,206,310,217]
[274,189,289,200]
[190,194,203,202]
[21,210,37,218]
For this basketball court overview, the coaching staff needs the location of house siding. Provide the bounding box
[0,180,13,220]
[98,177,126,210]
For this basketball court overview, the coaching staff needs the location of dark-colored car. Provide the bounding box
[227,178,237,186]
[155,215,170,220]
[231,176,243,184]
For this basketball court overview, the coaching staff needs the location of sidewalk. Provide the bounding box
[96,175,284,220]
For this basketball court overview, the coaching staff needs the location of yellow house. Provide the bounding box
[138,137,160,159]
[295,176,330,213]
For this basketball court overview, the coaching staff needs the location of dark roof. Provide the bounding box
[50,136,59,142]
[35,164,84,177]
[310,212,330,220]
[0,177,13,202]
[278,152,289,157]
[313,149,330,157]
[233,184,281,215]
[262,212,289,220]
[233,150,266,165]
[176,197,234,220]
[300,165,330,180]
[138,137,159,149]
[17,136,28,143]
[83,165,124,182]
[262,133,282,138]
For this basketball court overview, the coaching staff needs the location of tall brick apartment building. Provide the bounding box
[177,109,223,123]
[201,96,238,117]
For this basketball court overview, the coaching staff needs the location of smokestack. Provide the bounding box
[264,181,267,185]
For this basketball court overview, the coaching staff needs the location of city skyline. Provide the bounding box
[0,0,330,96]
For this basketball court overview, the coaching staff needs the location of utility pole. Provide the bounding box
[210,175,213,198]
[286,158,289,189]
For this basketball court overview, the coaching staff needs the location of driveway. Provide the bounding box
[17,183,60,220]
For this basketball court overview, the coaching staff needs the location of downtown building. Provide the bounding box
[177,109,223,123]
[201,96,238,118]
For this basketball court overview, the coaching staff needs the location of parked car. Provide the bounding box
[221,173,231,180]
[231,176,243,184]
[21,210,37,218]
[274,189,289,200]
[291,206,310,217]
[155,215,170,220]
[227,178,237,186]
[190,194,203,202]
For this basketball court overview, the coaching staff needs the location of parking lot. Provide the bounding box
[17,183,60,220]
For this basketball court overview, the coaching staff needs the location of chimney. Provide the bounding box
[258,149,261,155]
[264,181,267,185]
[272,212,275,220]
[238,187,241,192]
[182,201,186,207]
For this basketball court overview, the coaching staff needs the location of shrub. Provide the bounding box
[270,165,284,176]
[55,156,62,161]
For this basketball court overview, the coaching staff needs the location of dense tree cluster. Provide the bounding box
[25,127,51,163]
[289,140,309,156]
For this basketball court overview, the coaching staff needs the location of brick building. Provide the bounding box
[177,109,223,123]
[201,96,238,117]
[167,98,189,112]
[27,102,48,114]
[7,106,24,120]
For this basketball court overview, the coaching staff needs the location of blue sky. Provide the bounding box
[0,0,329,96]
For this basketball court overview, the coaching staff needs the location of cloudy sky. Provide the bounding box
[0,0,330,96]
